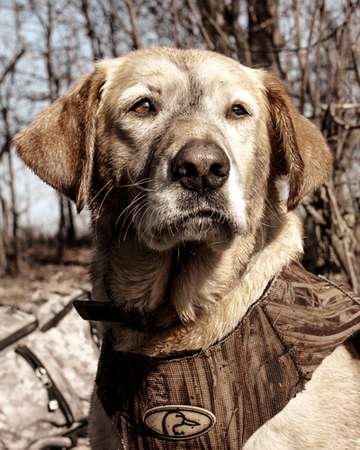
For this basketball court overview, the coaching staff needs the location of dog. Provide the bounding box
[15,48,360,449]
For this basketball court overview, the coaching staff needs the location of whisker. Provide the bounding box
[122,201,146,242]
[95,186,114,218]
[122,200,148,242]
[147,208,159,248]
[115,192,146,228]
[88,180,112,207]
[93,185,114,241]
[135,202,153,243]
[124,196,153,240]
[126,169,157,192]
[118,178,152,189]
[117,194,146,241]
[131,200,148,225]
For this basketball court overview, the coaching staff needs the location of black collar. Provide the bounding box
[73,298,179,332]
[74,247,182,332]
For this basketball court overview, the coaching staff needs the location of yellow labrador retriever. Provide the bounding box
[15,49,360,449]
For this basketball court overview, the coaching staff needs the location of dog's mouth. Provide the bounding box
[157,209,234,232]
[147,209,238,249]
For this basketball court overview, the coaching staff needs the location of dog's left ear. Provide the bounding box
[263,73,332,210]
[13,67,106,212]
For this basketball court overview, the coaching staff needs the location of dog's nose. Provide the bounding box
[171,140,230,192]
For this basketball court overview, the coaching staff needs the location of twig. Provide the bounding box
[0,47,25,85]
[187,0,215,50]
[125,0,143,49]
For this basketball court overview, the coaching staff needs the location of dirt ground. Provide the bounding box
[0,243,94,450]
[0,245,91,306]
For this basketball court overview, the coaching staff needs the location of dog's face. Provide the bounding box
[95,50,270,250]
[14,49,332,252]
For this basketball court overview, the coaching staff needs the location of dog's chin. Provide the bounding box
[139,214,240,252]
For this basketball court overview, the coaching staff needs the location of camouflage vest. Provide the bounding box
[91,263,360,449]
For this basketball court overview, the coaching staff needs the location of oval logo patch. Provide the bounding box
[143,405,216,440]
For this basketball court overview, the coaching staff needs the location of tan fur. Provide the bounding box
[14,48,359,450]
[14,69,106,210]
[263,72,333,209]
[244,344,360,450]
[108,211,303,355]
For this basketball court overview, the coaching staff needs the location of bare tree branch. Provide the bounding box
[0,47,25,85]
[125,0,143,49]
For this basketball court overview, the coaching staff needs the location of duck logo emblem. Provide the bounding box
[143,405,216,440]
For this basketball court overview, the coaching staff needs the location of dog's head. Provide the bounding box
[14,49,332,251]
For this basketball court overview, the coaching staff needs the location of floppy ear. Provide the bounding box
[13,67,106,212]
[264,73,332,210]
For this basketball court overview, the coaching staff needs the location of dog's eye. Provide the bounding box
[130,98,156,116]
[228,104,249,119]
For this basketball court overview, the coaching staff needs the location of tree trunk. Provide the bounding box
[247,0,285,77]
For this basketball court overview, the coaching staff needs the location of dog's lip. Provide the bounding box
[154,209,236,237]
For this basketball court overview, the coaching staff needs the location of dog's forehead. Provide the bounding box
[100,51,188,100]
[100,49,264,102]
[194,55,262,93]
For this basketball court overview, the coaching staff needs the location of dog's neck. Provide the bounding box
[92,212,303,357]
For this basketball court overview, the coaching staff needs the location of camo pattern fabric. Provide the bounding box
[96,263,360,450]
[263,263,360,379]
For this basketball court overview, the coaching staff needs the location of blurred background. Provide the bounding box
[0,0,359,291]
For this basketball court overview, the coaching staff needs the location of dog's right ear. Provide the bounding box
[263,72,332,210]
[13,67,106,212]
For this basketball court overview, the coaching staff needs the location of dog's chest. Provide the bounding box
[95,264,360,449]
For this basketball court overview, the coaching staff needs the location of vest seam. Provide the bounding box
[261,302,307,383]
[318,275,360,306]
